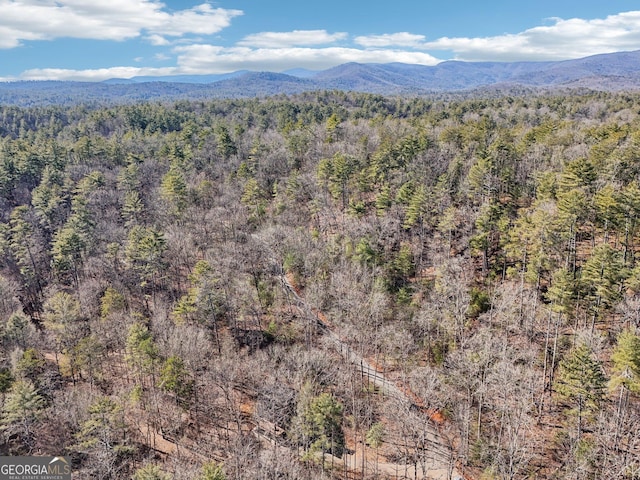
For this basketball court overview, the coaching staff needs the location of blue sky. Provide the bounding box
[1,1,640,81]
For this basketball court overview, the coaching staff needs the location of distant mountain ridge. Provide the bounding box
[3,49,640,105]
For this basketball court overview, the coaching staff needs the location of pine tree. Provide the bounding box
[198,462,226,480]
[555,343,606,438]
[160,355,193,402]
[609,330,640,449]
[580,244,625,329]
[132,464,172,480]
[303,392,345,457]
[610,330,640,394]
[1,380,45,452]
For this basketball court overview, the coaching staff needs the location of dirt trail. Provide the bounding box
[281,274,464,480]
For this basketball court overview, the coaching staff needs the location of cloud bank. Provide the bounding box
[355,11,640,62]
[0,0,242,48]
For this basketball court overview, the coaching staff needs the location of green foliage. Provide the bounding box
[317,152,359,208]
[132,464,172,480]
[0,368,14,394]
[365,422,385,449]
[580,244,626,316]
[403,184,428,229]
[215,124,237,159]
[354,238,379,267]
[555,343,606,423]
[241,178,266,219]
[3,312,35,348]
[100,287,127,319]
[51,223,85,281]
[198,462,226,480]
[375,185,392,216]
[15,348,45,382]
[558,158,596,193]
[160,355,193,400]
[610,330,640,394]
[297,391,345,457]
[1,379,45,449]
[125,226,167,287]
[31,165,69,231]
[467,157,494,200]
[283,251,304,285]
[160,162,188,214]
[69,335,104,382]
[546,268,576,316]
[43,291,85,350]
[468,287,491,318]
[325,113,341,142]
[75,396,130,455]
[395,180,415,205]
[174,260,226,329]
[125,322,159,375]
[122,190,145,225]
[384,244,415,293]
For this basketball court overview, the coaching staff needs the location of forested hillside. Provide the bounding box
[0,90,639,479]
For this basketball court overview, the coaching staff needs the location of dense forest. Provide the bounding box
[0,90,639,479]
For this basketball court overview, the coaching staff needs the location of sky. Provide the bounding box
[1,0,640,81]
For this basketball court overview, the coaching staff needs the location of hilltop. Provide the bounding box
[2,50,640,106]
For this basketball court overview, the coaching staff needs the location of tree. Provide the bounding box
[610,330,640,394]
[30,164,68,232]
[159,355,193,403]
[240,178,266,220]
[295,391,345,458]
[609,330,640,451]
[125,322,159,382]
[317,152,358,209]
[172,260,227,351]
[215,124,237,159]
[14,348,45,383]
[618,181,640,265]
[43,291,86,354]
[5,206,48,315]
[51,222,85,286]
[580,244,625,330]
[125,226,167,291]
[198,462,226,480]
[403,184,428,229]
[1,380,45,453]
[555,343,606,439]
[325,113,341,142]
[366,421,385,476]
[75,396,132,479]
[160,162,188,215]
[594,184,621,242]
[2,312,35,349]
[132,464,172,480]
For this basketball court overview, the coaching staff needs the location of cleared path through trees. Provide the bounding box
[280,274,466,480]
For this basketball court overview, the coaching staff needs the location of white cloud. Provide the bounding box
[354,32,426,48]
[0,0,242,48]
[0,45,440,81]
[238,30,347,48]
[173,45,440,73]
[424,11,640,61]
[11,65,179,82]
[146,34,171,46]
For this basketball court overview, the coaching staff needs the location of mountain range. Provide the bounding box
[2,49,640,105]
